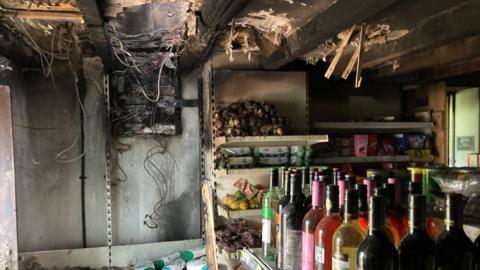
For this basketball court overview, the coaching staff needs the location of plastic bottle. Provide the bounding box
[186,257,207,270]
[131,258,155,270]
[154,252,181,270]
[164,258,186,270]
[180,247,206,262]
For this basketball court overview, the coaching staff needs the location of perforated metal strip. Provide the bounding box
[103,74,113,268]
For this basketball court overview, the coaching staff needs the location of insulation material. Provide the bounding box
[302,24,409,65]
[236,9,293,46]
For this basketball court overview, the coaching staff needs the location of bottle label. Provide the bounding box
[262,218,272,244]
[332,247,357,270]
[301,232,315,270]
[276,213,282,268]
[283,229,302,270]
[315,244,325,270]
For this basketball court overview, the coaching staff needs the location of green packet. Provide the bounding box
[221,147,251,157]
[254,146,290,157]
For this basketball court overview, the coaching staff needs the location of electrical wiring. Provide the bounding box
[54,71,87,163]
[143,144,177,229]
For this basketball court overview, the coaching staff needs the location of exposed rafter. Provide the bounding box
[262,0,398,69]
[178,0,248,72]
[362,0,480,69]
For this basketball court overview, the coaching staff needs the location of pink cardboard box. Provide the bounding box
[354,135,369,157]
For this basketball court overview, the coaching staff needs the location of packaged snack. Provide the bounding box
[254,146,290,157]
[354,135,368,157]
[258,156,289,166]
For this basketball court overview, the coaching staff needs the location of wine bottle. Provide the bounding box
[398,195,435,270]
[276,169,291,269]
[332,189,365,270]
[407,181,444,240]
[315,184,342,270]
[357,184,368,232]
[435,193,477,270]
[338,179,347,216]
[363,178,376,201]
[262,168,281,260]
[282,171,307,270]
[302,167,311,197]
[383,183,405,238]
[356,196,399,270]
[302,180,326,270]
[374,187,401,247]
[304,169,316,211]
[346,175,356,190]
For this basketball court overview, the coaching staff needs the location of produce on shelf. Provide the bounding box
[215,218,262,253]
[213,101,289,137]
[221,178,265,210]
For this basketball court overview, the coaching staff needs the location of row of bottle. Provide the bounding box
[261,167,480,270]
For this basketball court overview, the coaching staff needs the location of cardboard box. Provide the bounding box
[468,153,480,167]
[354,135,368,157]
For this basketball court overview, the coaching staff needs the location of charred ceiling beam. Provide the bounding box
[0,25,38,66]
[373,35,480,78]
[75,0,111,70]
[0,9,83,22]
[419,57,480,83]
[262,0,398,69]
[362,0,480,70]
[178,0,247,72]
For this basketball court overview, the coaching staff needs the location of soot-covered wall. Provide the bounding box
[1,58,201,252]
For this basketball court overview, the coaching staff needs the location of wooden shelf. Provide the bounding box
[314,155,410,164]
[313,122,432,134]
[214,135,329,148]
[215,165,331,176]
[217,205,262,219]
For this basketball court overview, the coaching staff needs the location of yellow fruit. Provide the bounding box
[239,201,249,210]
[249,200,257,209]
[230,201,240,210]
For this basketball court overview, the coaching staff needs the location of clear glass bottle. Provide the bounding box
[332,189,365,270]
[262,168,281,260]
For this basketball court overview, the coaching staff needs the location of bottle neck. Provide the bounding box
[326,188,339,215]
[289,173,302,202]
[269,169,279,191]
[312,181,325,208]
[344,190,358,222]
[445,195,463,230]
[284,176,290,196]
[409,195,427,232]
[369,196,386,235]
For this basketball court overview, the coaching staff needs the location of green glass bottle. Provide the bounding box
[262,168,281,260]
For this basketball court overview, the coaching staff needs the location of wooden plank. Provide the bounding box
[0,10,83,22]
[362,0,480,69]
[262,0,398,69]
[374,35,480,77]
[179,0,247,71]
[0,86,18,270]
[202,182,218,270]
[325,25,355,79]
[214,135,329,148]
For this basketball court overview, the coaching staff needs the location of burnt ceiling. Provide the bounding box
[0,0,480,86]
